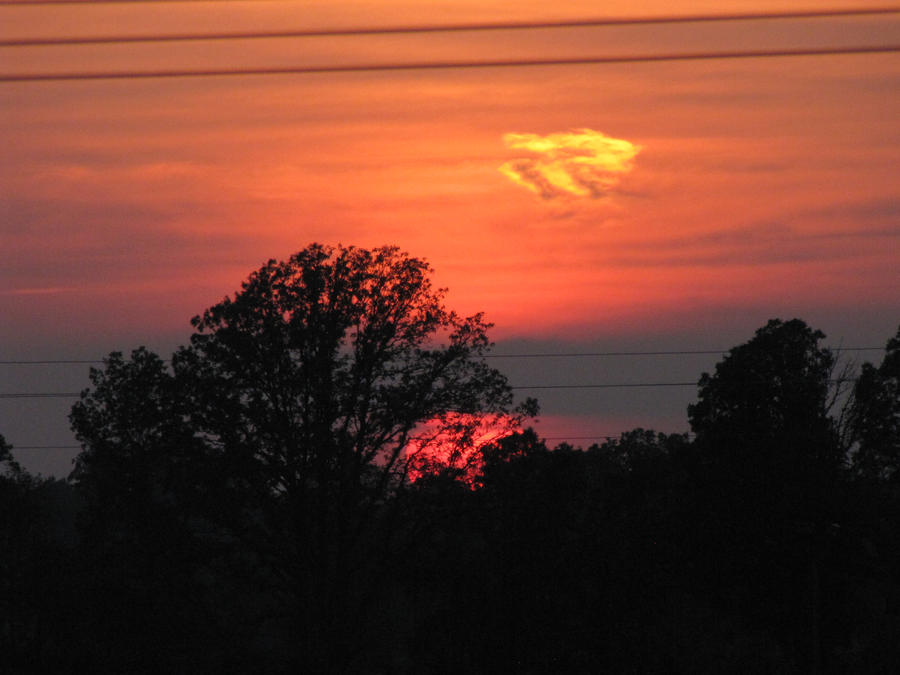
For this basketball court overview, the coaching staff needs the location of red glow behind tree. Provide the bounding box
[405,412,522,486]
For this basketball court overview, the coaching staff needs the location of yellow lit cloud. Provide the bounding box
[499,128,641,199]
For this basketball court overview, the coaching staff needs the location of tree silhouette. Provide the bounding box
[70,243,535,671]
[68,350,226,672]
[689,319,843,522]
[62,291,900,672]
[1,435,85,671]
[688,319,846,673]
[841,327,900,673]
[1,433,43,668]
[849,326,900,482]
[173,244,531,495]
[70,348,205,544]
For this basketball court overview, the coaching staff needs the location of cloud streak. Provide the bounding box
[0,287,76,296]
[499,128,641,199]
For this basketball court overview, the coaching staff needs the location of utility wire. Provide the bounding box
[1,387,698,397]
[0,383,771,397]
[1,0,336,4]
[540,434,695,442]
[0,378,861,397]
[511,377,861,390]
[3,45,899,82]
[486,346,885,359]
[2,0,281,3]
[0,393,83,398]
[0,0,894,12]
[0,359,103,365]
[542,436,620,442]
[7,438,614,448]
[0,346,885,365]
[9,438,663,449]
[3,8,898,47]
[511,382,696,390]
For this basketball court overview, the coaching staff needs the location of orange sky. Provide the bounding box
[2,1,899,474]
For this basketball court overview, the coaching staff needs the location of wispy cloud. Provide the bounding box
[0,287,75,296]
[499,128,641,199]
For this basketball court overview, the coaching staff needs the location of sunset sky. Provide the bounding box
[2,0,898,476]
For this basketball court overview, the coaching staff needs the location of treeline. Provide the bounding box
[2,246,898,674]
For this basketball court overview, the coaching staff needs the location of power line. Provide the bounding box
[3,0,305,4]
[0,346,886,365]
[4,8,898,48]
[0,438,626,448]
[0,383,744,397]
[2,386,697,397]
[0,393,82,398]
[486,346,885,359]
[511,382,697,390]
[3,45,898,83]
[1,440,659,449]
[0,359,103,365]
[511,376,861,390]
[8,438,664,449]
[0,346,885,365]
[0,0,894,13]
[540,434,694,442]
[0,377,861,397]
[542,436,618,441]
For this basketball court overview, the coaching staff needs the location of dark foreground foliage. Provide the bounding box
[2,250,898,673]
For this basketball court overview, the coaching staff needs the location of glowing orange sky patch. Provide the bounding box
[405,412,520,486]
[499,128,641,199]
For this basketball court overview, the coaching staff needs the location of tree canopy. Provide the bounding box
[689,318,835,444]
[36,283,900,673]
[849,325,900,481]
[72,244,535,498]
[68,243,536,671]
[688,318,843,498]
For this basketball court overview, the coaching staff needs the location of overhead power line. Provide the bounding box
[511,382,696,390]
[2,387,695,397]
[0,346,885,365]
[540,433,701,446]
[3,44,898,83]
[4,438,620,449]
[0,393,82,398]
[511,377,859,390]
[1,0,330,3]
[3,8,898,48]
[542,436,620,442]
[0,383,738,397]
[0,0,894,12]
[0,359,103,365]
[0,378,861,397]
[9,437,680,449]
[485,346,885,359]
[3,0,277,3]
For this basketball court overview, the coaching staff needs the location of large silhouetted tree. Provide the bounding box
[69,349,223,672]
[688,319,846,673]
[849,326,900,482]
[70,348,204,543]
[689,319,836,454]
[842,327,900,673]
[38,312,900,672]
[173,244,529,496]
[70,243,534,671]
[1,433,42,667]
[1,435,84,672]
[689,319,843,521]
